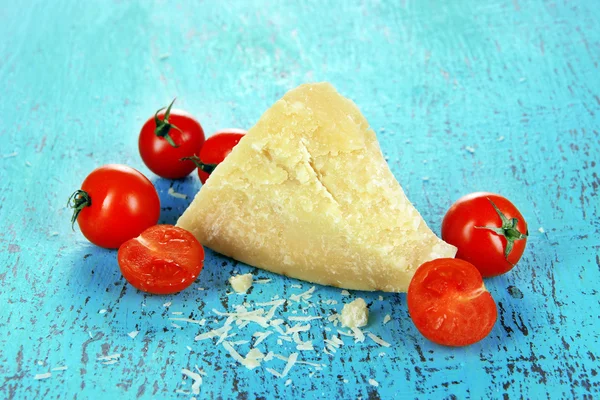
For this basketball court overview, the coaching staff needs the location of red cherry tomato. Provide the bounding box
[441,192,528,277]
[68,164,160,249]
[118,225,204,294]
[139,99,205,179]
[184,129,246,184]
[408,258,497,347]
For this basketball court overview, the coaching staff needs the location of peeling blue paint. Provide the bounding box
[0,0,599,399]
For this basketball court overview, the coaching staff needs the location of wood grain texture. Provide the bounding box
[0,0,598,399]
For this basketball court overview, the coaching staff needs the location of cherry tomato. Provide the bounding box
[441,192,528,277]
[408,258,497,347]
[68,164,160,249]
[118,225,204,294]
[183,129,246,184]
[139,99,205,179]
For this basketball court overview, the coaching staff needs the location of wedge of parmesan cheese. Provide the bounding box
[341,298,369,328]
[177,83,457,292]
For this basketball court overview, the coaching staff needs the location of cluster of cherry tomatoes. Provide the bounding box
[408,192,528,346]
[69,100,245,294]
[69,100,529,348]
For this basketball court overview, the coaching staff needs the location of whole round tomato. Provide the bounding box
[118,225,204,294]
[408,258,497,347]
[139,99,205,179]
[183,129,246,184]
[68,164,160,249]
[441,192,528,277]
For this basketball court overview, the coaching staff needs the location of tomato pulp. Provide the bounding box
[118,225,205,294]
[407,258,497,347]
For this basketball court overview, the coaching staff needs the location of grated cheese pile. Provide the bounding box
[170,284,393,394]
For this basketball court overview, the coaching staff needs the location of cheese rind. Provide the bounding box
[177,83,456,292]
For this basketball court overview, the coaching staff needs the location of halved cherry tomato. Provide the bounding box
[139,99,205,179]
[68,164,160,249]
[118,225,204,294]
[407,258,497,347]
[441,192,528,277]
[183,129,246,184]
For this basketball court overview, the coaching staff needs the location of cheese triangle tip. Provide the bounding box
[177,83,456,292]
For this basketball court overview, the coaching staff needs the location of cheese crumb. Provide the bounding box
[296,342,314,351]
[288,316,322,322]
[285,379,292,386]
[289,286,316,303]
[222,342,264,370]
[97,354,121,361]
[127,331,139,339]
[341,298,368,328]
[383,315,391,325]
[170,317,206,326]
[34,372,51,380]
[352,327,365,343]
[265,368,281,378]
[281,353,298,377]
[229,274,253,294]
[252,331,273,347]
[168,187,187,199]
[369,378,379,387]
[465,145,476,154]
[181,368,202,394]
[538,227,545,233]
[367,333,391,348]
[340,290,350,296]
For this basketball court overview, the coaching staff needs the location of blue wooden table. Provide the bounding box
[1,1,598,398]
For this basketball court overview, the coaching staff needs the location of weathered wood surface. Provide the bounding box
[0,0,598,398]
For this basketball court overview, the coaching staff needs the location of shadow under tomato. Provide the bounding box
[151,175,201,225]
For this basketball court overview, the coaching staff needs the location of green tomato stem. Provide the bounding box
[154,98,182,148]
[67,190,91,230]
[475,197,528,261]
[181,156,217,174]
